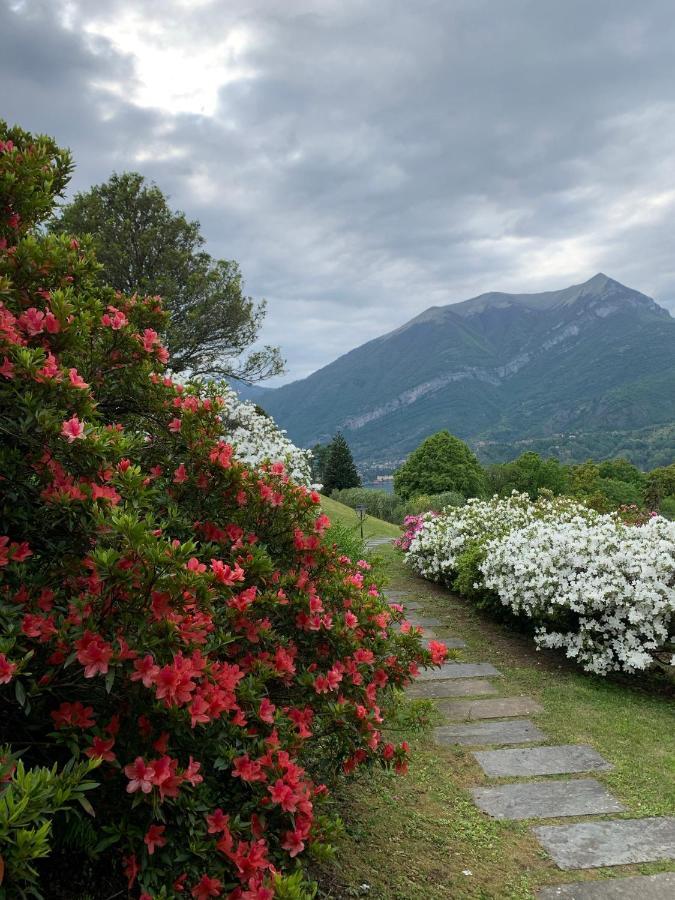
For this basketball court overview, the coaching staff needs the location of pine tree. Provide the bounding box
[322,433,361,494]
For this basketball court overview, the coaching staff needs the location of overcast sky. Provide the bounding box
[3,0,675,383]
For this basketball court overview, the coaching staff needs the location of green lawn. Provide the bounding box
[320,494,402,541]
[313,512,675,899]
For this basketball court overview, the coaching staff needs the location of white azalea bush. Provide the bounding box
[220,385,314,485]
[405,492,675,674]
[406,492,596,584]
[481,515,675,674]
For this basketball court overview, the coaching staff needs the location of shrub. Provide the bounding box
[394,431,486,500]
[0,122,438,899]
[404,492,675,675]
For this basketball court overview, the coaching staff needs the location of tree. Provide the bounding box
[50,171,284,381]
[322,433,361,494]
[644,463,675,509]
[310,442,330,483]
[487,451,569,498]
[394,431,486,500]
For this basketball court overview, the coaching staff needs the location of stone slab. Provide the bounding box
[537,872,675,899]
[533,817,675,870]
[423,636,467,650]
[437,696,543,720]
[406,679,499,700]
[405,615,444,628]
[474,745,613,778]
[416,662,501,681]
[434,719,546,747]
[472,779,625,820]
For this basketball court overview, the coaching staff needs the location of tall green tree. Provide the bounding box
[487,451,569,498]
[310,442,330,484]
[394,430,486,499]
[50,172,284,381]
[322,433,361,494]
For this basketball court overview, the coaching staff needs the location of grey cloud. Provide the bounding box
[2,0,675,382]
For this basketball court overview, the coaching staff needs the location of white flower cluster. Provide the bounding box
[406,493,675,675]
[219,386,313,486]
[406,492,595,581]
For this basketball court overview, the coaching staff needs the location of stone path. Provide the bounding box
[392,585,675,898]
[365,536,394,550]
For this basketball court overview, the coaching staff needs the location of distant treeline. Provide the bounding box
[330,431,675,524]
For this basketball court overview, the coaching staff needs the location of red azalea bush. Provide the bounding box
[0,123,441,899]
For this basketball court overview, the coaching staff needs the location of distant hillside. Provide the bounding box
[259,274,675,469]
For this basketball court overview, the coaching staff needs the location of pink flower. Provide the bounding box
[124,757,156,793]
[173,463,188,484]
[68,368,89,389]
[0,356,14,378]
[61,415,85,442]
[258,698,276,724]
[281,829,305,858]
[168,417,182,432]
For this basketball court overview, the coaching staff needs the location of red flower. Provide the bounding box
[85,735,116,761]
[51,702,95,729]
[131,654,160,688]
[144,823,167,855]
[75,631,113,678]
[428,640,449,665]
[258,698,276,724]
[281,828,305,858]
[231,755,266,783]
[191,875,222,899]
[0,654,17,684]
[168,417,182,432]
[206,808,230,834]
[122,853,139,888]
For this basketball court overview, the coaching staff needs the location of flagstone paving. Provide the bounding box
[422,635,467,650]
[536,872,675,898]
[404,614,445,628]
[396,582,675,894]
[434,719,546,747]
[436,696,543,720]
[533,818,675,870]
[416,661,502,680]
[473,745,614,778]
[471,779,625,820]
[406,678,499,699]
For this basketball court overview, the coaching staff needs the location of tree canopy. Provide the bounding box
[50,171,283,382]
[487,451,569,498]
[394,431,485,500]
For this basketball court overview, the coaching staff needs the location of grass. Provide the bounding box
[320,494,402,541]
[312,510,675,899]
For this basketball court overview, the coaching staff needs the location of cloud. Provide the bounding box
[2,0,675,381]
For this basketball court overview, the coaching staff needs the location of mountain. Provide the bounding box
[259,274,675,469]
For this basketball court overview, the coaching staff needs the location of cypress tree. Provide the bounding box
[322,433,361,494]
